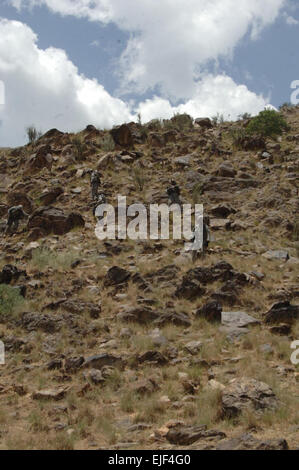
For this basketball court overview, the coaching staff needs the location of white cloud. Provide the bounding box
[137,75,269,123]
[10,0,287,99]
[3,1,289,146]
[283,13,299,25]
[0,18,132,146]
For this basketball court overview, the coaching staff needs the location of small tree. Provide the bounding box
[246,110,289,138]
[26,126,42,144]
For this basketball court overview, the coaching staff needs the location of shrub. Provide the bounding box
[72,135,86,161]
[100,134,115,152]
[26,126,42,144]
[170,113,193,130]
[0,284,25,319]
[132,165,146,191]
[31,247,79,271]
[229,127,247,149]
[211,113,224,125]
[246,110,289,138]
[238,112,251,120]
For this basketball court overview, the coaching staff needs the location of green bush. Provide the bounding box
[246,110,289,138]
[31,247,79,271]
[0,284,25,319]
[100,134,115,152]
[170,113,193,130]
[72,135,86,161]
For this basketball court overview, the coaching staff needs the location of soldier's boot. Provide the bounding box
[92,184,99,201]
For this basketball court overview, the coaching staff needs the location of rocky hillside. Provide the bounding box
[0,108,298,450]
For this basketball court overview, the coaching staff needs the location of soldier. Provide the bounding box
[191,216,210,262]
[167,180,181,205]
[5,205,29,234]
[90,170,101,201]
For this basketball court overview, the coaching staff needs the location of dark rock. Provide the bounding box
[105,266,131,285]
[65,356,84,372]
[195,118,213,129]
[175,278,205,300]
[0,265,27,284]
[196,301,222,322]
[154,312,191,327]
[7,191,33,214]
[83,353,124,370]
[28,206,84,238]
[264,301,299,324]
[47,359,63,370]
[210,204,236,218]
[110,124,134,148]
[217,163,236,178]
[117,306,160,324]
[269,324,292,336]
[216,433,288,450]
[166,425,226,445]
[137,350,168,366]
[25,145,53,174]
[39,187,64,205]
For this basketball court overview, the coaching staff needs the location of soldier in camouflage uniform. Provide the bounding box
[191,216,211,262]
[5,205,29,234]
[90,170,101,201]
[167,180,181,205]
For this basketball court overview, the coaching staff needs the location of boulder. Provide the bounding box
[117,306,160,324]
[137,350,168,366]
[221,378,278,418]
[216,433,288,450]
[166,425,226,445]
[32,388,68,401]
[7,191,33,213]
[39,187,63,205]
[83,353,124,370]
[110,124,134,147]
[105,266,131,286]
[195,118,213,129]
[28,206,84,237]
[196,301,222,322]
[24,144,53,174]
[221,311,261,329]
[217,162,236,178]
[264,301,299,324]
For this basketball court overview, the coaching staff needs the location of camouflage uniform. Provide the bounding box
[191,217,211,262]
[6,205,29,234]
[90,170,101,201]
[167,181,181,205]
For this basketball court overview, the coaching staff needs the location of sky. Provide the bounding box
[0,0,298,147]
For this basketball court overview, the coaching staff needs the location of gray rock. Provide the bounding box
[166,425,226,445]
[221,378,278,418]
[263,250,289,261]
[184,341,202,355]
[221,311,261,329]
